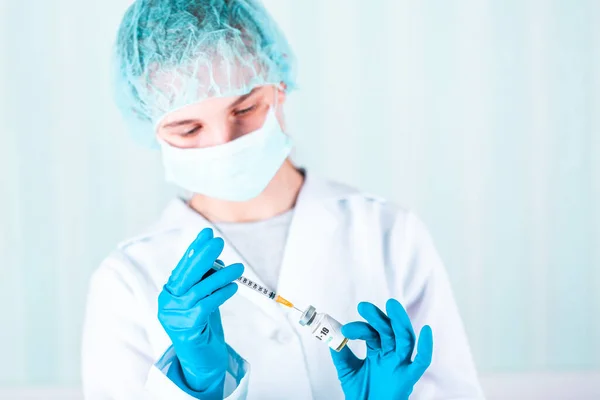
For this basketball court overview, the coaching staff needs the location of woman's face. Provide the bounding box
[156,85,286,149]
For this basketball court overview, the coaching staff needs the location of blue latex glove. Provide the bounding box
[158,228,244,399]
[330,299,434,400]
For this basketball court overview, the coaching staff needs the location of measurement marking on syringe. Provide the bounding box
[213,262,291,305]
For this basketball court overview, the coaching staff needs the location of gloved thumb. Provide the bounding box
[329,345,361,380]
[408,325,433,379]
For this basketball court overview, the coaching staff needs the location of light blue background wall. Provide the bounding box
[1,0,599,387]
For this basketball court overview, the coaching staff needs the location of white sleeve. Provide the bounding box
[146,345,250,399]
[392,213,485,400]
[82,259,250,399]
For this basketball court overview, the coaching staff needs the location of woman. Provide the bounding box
[82,0,483,398]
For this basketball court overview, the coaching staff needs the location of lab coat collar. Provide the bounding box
[156,171,359,228]
[155,171,360,234]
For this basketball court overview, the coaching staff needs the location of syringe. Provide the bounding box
[212,262,301,311]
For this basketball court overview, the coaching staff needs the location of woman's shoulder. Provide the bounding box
[313,176,435,249]
[314,176,413,224]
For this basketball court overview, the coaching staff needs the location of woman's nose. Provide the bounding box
[206,125,249,147]
[203,123,237,146]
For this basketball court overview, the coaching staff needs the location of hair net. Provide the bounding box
[113,0,297,147]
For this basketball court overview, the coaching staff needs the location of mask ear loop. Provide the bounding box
[273,83,280,113]
[271,83,287,133]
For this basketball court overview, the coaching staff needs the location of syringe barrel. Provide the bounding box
[212,262,276,299]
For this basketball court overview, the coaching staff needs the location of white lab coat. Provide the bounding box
[82,173,484,399]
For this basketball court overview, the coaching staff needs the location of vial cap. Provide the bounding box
[299,305,317,326]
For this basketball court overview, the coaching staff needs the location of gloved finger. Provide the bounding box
[171,263,244,308]
[170,283,239,330]
[357,302,396,353]
[197,259,222,281]
[167,235,225,296]
[197,282,239,314]
[167,228,213,287]
[209,308,224,338]
[408,325,433,379]
[341,321,381,352]
[386,298,417,363]
[329,346,363,380]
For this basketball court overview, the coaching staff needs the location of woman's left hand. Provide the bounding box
[329,299,433,400]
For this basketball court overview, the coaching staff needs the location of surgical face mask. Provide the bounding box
[157,110,293,202]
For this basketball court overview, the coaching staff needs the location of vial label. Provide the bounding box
[314,314,346,350]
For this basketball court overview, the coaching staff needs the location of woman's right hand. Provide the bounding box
[158,228,244,398]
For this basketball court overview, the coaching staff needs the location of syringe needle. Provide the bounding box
[275,295,304,312]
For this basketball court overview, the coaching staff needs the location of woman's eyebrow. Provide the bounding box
[162,119,200,129]
[228,87,260,109]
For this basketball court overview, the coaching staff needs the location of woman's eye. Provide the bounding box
[181,126,200,136]
[234,104,257,116]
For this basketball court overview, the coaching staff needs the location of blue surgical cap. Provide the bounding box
[113,0,297,147]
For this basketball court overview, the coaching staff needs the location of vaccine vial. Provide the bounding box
[299,305,348,352]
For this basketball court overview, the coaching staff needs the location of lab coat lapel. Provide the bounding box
[276,174,354,318]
